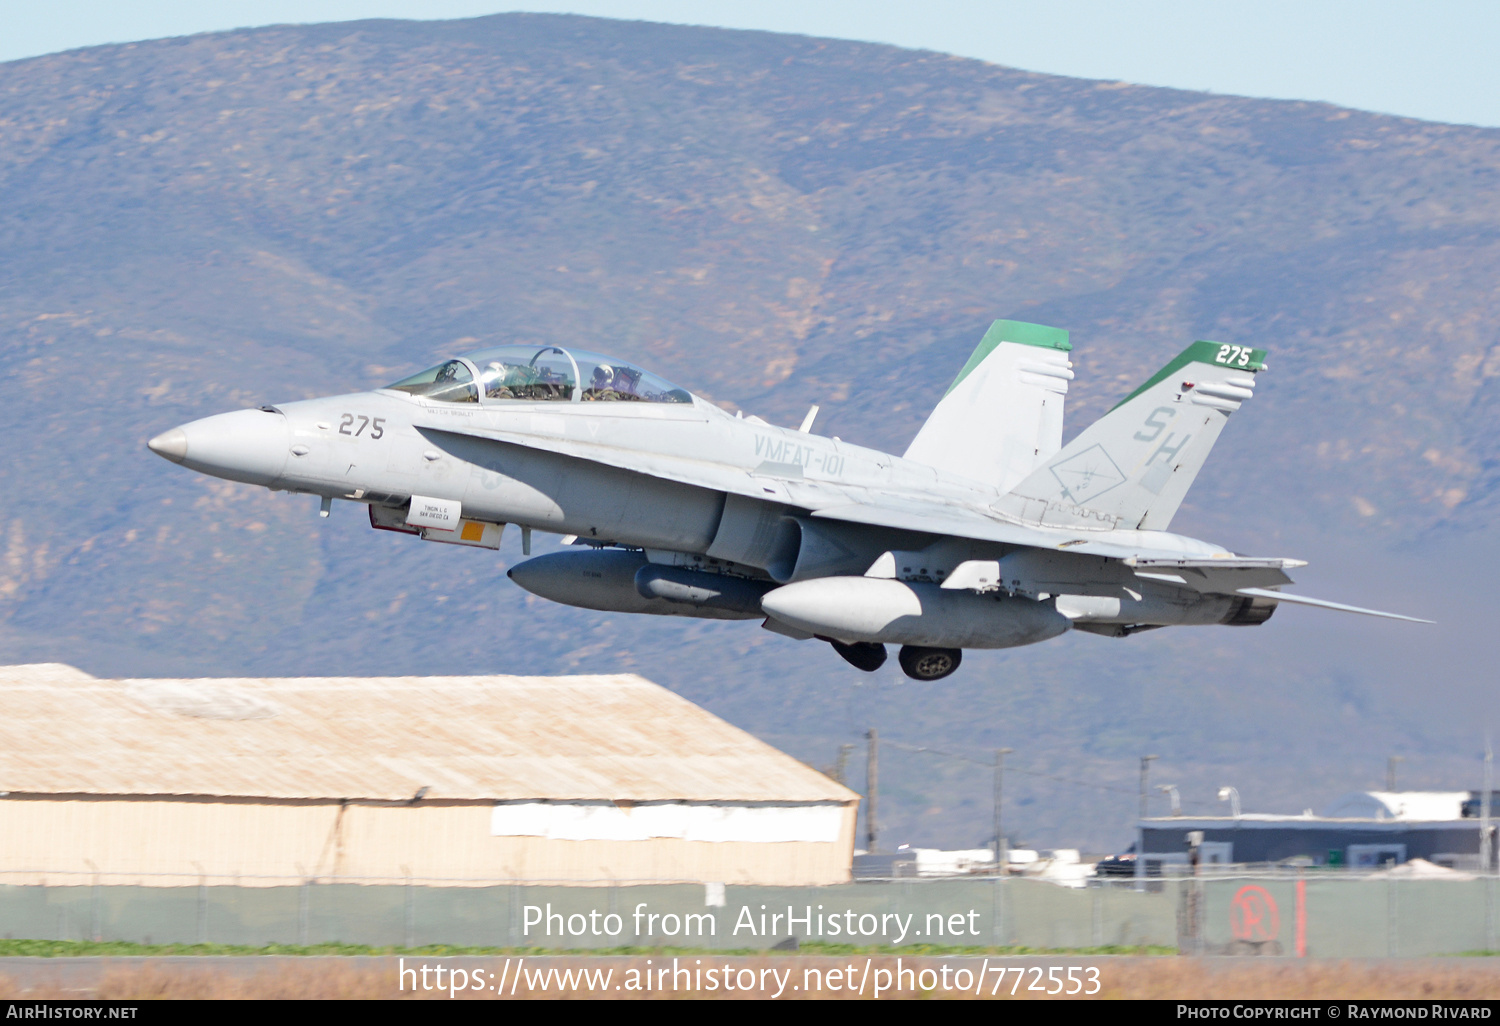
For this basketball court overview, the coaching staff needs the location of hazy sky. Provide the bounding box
[4,1,1499,128]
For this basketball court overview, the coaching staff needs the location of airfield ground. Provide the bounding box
[0,951,1495,1000]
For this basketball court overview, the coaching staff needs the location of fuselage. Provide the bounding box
[156,385,1233,563]
[147,341,1280,684]
[147,337,1423,679]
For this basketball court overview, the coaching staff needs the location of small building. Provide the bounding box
[853,847,996,878]
[1137,790,1498,872]
[0,664,858,887]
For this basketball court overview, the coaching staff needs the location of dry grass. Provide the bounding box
[0,956,1494,1000]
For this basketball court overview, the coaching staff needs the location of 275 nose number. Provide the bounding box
[339,414,385,439]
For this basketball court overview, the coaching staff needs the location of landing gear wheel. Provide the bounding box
[830,640,887,672]
[897,646,962,681]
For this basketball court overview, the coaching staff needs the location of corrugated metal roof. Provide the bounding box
[0,665,856,804]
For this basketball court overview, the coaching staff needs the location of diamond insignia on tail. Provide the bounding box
[1048,444,1126,504]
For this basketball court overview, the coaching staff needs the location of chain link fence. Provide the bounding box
[2,872,1496,955]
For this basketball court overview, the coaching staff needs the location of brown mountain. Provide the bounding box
[1,14,1496,849]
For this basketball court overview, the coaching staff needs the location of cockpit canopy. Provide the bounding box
[384,345,694,405]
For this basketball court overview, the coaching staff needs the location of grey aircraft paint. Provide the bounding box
[148,329,1429,680]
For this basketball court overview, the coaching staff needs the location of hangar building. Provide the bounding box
[0,664,857,887]
[1137,790,1496,871]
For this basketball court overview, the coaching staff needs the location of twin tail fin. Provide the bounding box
[993,340,1267,531]
[902,319,1074,493]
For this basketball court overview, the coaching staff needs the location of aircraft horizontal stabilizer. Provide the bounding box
[1235,587,1433,623]
[1125,556,1304,592]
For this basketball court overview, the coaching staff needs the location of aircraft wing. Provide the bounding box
[808,497,1227,562]
[423,422,1208,560]
[419,424,859,509]
[425,423,1419,606]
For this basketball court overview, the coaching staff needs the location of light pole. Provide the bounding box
[1217,786,1241,819]
[1139,755,1159,820]
[1387,755,1405,792]
[1482,738,1493,875]
[994,748,1014,873]
[1157,784,1181,816]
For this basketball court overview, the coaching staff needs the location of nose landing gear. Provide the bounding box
[829,640,887,672]
[897,646,962,681]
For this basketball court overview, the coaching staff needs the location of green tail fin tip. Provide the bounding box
[945,319,1071,396]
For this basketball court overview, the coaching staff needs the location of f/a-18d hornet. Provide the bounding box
[148,320,1427,680]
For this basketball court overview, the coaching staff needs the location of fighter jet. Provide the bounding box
[147,320,1428,680]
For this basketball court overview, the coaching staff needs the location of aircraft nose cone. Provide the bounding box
[147,428,189,463]
[152,408,291,487]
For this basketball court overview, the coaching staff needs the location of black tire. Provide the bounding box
[897,646,962,681]
[830,640,887,672]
